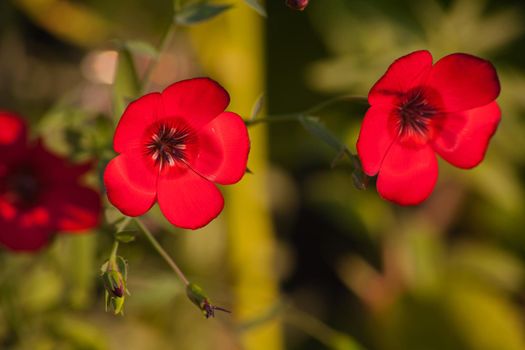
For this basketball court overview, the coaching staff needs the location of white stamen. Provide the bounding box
[152,150,159,160]
[166,153,175,167]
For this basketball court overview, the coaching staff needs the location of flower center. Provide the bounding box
[145,124,190,170]
[396,88,437,139]
[5,167,41,206]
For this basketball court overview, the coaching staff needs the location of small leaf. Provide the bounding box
[244,0,267,17]
[124,40,159,58]
[249,93,265,121]
[175,3,232,26]
[246,167,254,174]
[115,230,136,243]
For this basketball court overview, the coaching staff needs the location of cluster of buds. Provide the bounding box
[285,0,309,11]
[101,255,129,315]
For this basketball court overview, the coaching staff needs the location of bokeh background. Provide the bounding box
[2,0,525,349]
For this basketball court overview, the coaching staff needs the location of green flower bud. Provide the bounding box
[186,283,230,319]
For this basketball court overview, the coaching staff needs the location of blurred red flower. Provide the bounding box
[0,112,101,252]
[104,78,250,229]
[357,50,501,205]
[286,0,309,11]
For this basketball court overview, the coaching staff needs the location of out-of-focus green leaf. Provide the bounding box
[244,0,267,17]
[115,230,137,243]
[449,242,525,293]
[113,47,140,118]
[18,267,63,313]
[124,40,159,58]
[174,3,232,26]
[249,93,265,120]
[49,315,108,350]
[446,281,525,350]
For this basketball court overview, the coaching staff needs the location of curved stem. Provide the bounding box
[246,94,368,127]
[140,24,178,93]
[134,218,190,286]
[245,113,301,126]
[109,240,119,266]
[305,94,368,114]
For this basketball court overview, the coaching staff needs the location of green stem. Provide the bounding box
[285,307,364,350]
[305,94,368,114]
[245,113,301,126]
[108,240,119,267]
[134,218,190,286]
[245,94,368,127]
[140,23,178,93]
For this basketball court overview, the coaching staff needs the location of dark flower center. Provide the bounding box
[396,88,437,138]
[145,124,190,170]
[5,167,41,206]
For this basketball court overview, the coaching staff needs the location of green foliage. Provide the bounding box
[174,2,232,26]
[244,0,267,17]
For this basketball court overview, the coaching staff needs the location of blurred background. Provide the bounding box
[2,0,525,349]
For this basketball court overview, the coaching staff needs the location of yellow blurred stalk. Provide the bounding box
[189,2,284,349]
[14,0,109,47]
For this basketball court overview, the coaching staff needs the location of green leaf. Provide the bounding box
[115,230,137,243]
[244,0,267,17]
[249,93,265,120]
[174,2,232,26]
[124,40,159,58]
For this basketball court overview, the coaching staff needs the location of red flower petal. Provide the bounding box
[377,143,438,205]
[104,152,157,216]
[0,201,53,252]
[31,141,93,184]
[161,78,230,131]
[191,112,250,185]
[369,50,433,106]
[0,111,27,163]
[426,53,500,112]
[42,185,101,232]
[114,93,163,154]
[357,106,396,176]
[157,167,224,229]
[432,102,501,169]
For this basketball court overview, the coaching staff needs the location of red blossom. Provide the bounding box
[104,78,250,229]
[0,111,101,252]
[286,0,309,11]
[357,50,501,205]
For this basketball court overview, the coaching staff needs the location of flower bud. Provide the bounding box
[100,256,129,315]
[186,283,231,318]
[102,270,125,297]
[285,0,309,11]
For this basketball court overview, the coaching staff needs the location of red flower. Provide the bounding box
[286,0,309,11]
[104,78,250,229]
[357,50,501,205]
[0,111,101,252]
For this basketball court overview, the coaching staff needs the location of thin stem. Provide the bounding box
[140,24,178,93]
[108,240,119,267]
[134,218,190,286]
[116,216,132,233]
[246,94,368,127]
[245,113,301,126]
[305,94,368,114]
